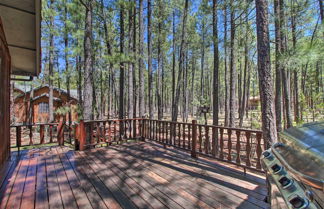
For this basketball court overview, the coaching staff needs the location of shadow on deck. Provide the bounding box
[0,141,270,209]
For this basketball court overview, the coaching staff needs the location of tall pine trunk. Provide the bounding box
[212,0,219,126]
[255,0,277,147]
[229,0,236,127]
[64,1,71,135]
[83,0,94,120]
[279,0,293,128]
[224,5,230,126]
[119,4,125,120]
[128,2,134,119]
[172,0,189,122]
[274,0,282,132]
[157,1,163,120]
[138,0,145,118]
[48,0,54,123]
[171,11,176,117]
[147,0,153,119]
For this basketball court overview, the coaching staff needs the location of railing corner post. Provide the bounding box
[79,120,86,151]
[191,120,198,159]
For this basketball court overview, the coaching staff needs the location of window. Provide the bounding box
[39,102,49,114]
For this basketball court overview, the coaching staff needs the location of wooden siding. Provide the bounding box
[13,87,78,123]
[0,17,11,170]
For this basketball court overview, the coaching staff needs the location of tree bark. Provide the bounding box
[229,0,236,127]
[224,4,230,126]
[279,0,293,128]
[64,1,71,136]
[119,4,125,120]
[239,5,249,127]
[291,0,299,123]
[274,0,282,132]
[83,0,94,120]
[157,0,163,120]
[147,0,153,119]
[255,0,277,147]
[48,0,54,123]
[128,2,134,119]
[212,0,219,126]
[172,11,176,118]
[138,0,145,118]
[201,19,205,104]
[172,0,189,122]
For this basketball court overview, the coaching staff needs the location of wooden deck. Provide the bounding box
[0,141,269,209]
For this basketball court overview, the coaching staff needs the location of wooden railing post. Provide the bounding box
[256,132,262,170]
[40,124,45,144]
[57,120,64,146]
[79,120,86,151]
[140,119,145,141]
[49,125,53,143]
[191,120,197,158]
[16,126,21,152]
[29,125,33,145]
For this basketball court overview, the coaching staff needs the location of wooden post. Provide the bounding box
[29,125,33,145]
[212,126,216,157]
[235,130,241,164]
[49,125,53,143]
[40,124,45,144]
[57,120,64,146]
[256,132,262,169]
[79,120,86,151]
[191,120,197,158]
[16,126,21,152]
[245,131,251,167]
[74,124,79,150]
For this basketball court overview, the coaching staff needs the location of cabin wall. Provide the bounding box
[14,97,79,124]
[0,17,11,169]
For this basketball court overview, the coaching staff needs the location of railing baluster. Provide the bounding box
[236,130,241,164]
[227,129,232,161]
[103,122,107,142]
[256,132,262,170]
[108,121,112,144]
[49,125,53,143]
[114,121,117,142]
[96,122,100,143]
[163,121,166,145]
[182,123,186,149]
[178,123,181,147]
[220,128,224,159]
[212,126,216,157]
[16,126,21,151]
[29,125,33,145]
[205,126,209,154]
[191,120,197,158]
[246,131,251,167]
[40,125,44,144]
[188,124,191,149]
[199,125,202,153]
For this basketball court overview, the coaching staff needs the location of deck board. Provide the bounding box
[0,141,270,209]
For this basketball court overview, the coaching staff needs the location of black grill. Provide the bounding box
[261,122,324,209]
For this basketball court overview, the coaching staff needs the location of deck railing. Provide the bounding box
[11,118,265,171]
[74,118,265,172]
[74,118,144,150]
[10,121,72,150]
[141,119,265,171]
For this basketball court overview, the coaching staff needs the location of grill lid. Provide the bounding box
[273,122,324,190]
